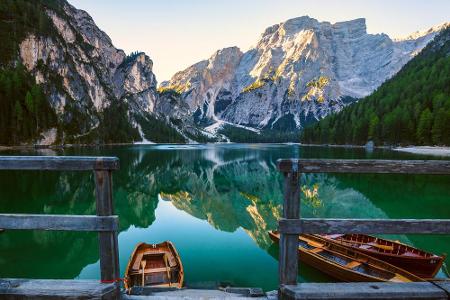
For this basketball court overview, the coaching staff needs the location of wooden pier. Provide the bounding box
[1,156,450,299]
[0,156,121,299]
[277,159,450,299]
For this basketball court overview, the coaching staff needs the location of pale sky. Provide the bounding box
[68,0,450,82]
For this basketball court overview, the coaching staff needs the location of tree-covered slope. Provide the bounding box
[0,0,190,145]
[302,26,450,146]
[0,0,60,145]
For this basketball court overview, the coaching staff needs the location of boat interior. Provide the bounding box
[324,234,433,257]
[299,235,412,282]
[128,248,181,288]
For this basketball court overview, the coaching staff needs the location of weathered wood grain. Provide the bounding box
[433,280,450,296]
[280,282,447,300]
[279,218,450,234]
[95,170,120,283]
[279,171,300,286]
[0,279,119,299]
[0,156,119,171]
[277,159,450,174]
[0,214,118,231]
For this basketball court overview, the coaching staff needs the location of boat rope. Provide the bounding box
[100,278,124,284]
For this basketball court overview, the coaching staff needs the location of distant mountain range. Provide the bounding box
[163,17,446,133]
[0,0,447,145]
[302,25,450,146]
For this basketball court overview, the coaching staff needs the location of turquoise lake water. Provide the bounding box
[0,144,449,290]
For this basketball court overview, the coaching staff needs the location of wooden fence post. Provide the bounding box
[94,170,120,284]
[279,162,300,288]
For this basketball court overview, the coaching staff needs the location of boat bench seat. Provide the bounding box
[132,251,176,271]
[310,248,323,254]
[129,267,178,275]
[346,261,362,269]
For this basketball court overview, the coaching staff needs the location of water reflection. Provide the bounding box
[0,144,449,288]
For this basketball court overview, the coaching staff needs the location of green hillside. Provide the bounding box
[0,0,186,145]
[302,26,450,146]
[0,0,61,145]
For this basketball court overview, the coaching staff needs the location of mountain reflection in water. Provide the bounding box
[0,144,449,290]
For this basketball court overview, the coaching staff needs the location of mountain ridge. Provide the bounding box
[0,0,214,145]
[302,26,450,146]
[1,0,447,145]
[163,16,446,134]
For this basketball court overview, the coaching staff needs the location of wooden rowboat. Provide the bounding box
[269,231,424,282]
[124,241,184,290]
[319,234,445,278]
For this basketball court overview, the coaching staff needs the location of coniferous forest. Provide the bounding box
[0,0,60,145]
[302,26,450,146]
[1,0,449,146]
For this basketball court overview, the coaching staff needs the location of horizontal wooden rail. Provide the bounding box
[0,214,118,231]
[280,282,450,300]
[0,279,119,299]
[279,218,450,234]
[0,156,119,171]
[277,159,450,174]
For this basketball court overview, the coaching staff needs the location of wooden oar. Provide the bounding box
[163,254,171,287]
[304,239,325,248]
[140,260,146,287]
[336,238,394,251]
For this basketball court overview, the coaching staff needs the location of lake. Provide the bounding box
[0,144,449,291]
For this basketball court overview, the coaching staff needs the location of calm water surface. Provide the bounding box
[0,144,449,290]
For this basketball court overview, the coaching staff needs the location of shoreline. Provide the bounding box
[1,143,450,157]
[393,146,450,157]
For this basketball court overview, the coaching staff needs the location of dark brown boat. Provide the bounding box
[269,231,424,282]
[124,241,184,290]
[319,234,445,278]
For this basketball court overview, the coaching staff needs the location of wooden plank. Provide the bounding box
[279,170,300,286]
[277,159,450,174]
[95,170,120,284]
[432,280,450,296]
[0,279,119,299]
[0,156,119,171]
[280,282,447,300]
[278,218,450,234]
[0,214,118,231]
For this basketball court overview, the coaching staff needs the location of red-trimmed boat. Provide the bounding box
[318,234,445,278]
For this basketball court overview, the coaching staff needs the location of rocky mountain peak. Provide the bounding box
[394,22,449,41]
[278,15,320,35]
[332,18,366,33]
[161,46,243,119]
[165,16,448,132]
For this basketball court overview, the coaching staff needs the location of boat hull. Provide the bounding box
[124,241,184,290]
[269,231,423,283]
[320,234,444,278]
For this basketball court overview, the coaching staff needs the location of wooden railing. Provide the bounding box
[277,159,450,299]
[0,156,120,298]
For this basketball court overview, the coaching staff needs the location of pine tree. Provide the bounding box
[25,91,34,113]
[417,109,433,145]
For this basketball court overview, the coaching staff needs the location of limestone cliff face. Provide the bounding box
[114,53,158,113]
[164,16,448,131]
[13,1,448,143]
[18,1,164,143]
[161,47,243,125]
